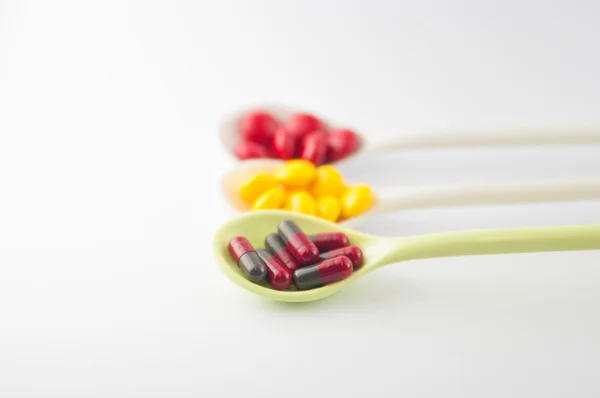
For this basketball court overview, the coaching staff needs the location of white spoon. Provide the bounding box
[219,104,600,165]
[220,159,600,224]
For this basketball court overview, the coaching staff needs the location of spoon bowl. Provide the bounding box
[219,104,365,163]
[220,158,382,216]
[213,210,383,302]
[213,210,600,303]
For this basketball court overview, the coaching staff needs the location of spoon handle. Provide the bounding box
[365,129,600,154]
[373,179,600,213]
[385,224,600,264]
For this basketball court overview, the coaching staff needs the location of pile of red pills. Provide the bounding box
[227,220,364,291]
[234,110,362,165]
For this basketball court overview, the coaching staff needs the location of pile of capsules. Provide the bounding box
[234,110,361,165]
[240,159,375,222]
[228,220,364,290]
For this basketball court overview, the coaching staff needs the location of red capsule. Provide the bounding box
[293,256,353,290]
[240,111,279,146]
[233,141,271,160]
[308,232,350,252]
[264,233,300,272]
[256,249,293,290]
[278,220,320,266]
[319,246,363,268]
[271,126,296,160]
[228,237,267,283]
[326,129,361,162]
[285,113,322,141]
[300,131,328,165]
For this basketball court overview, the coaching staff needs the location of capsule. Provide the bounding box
[319,245,364,268]
[256,249,293,291]
[308,232,350,252]
[264,233,300,272]
[228,236,267,283]
[293,256,353,290]
[278,220,320,265]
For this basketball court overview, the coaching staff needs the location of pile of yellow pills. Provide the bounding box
[238,160,375,222]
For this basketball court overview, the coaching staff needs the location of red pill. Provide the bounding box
[308,232,350,252]
[256,249,293,291]
[327,129,361,162]
[278,220,320,266]
[228,236,267,283]
[271,126,296,160]
[300,131,328,165]
[293,256,353,290]
[285,113,322,140]
[240,111,279,146]
[265,233,300,272]
[233,141,271,160]
[319,245,363,269]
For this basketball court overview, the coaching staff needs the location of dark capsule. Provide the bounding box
[309,232,350,252]
[278,220,319,266]
[256,249,293,291]
[293,256,353,290]
[228,236,267,283]
[319,245,364,269]
[265,233,300,272]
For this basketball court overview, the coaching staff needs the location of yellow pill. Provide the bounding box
[284,190,316,215]
[316,195,341,222]
[341,184,375,219]
[309,165,346,199]
[274,159,316,189]
[252,187,286,210]
[239,173,279,204]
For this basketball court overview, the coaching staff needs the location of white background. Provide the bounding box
[2,1,600,397]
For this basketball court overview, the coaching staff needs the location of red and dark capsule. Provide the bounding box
[319,245,364,269]
[228,236,267,283]
[308,232,350,252]
[292,256,353,290]
[278,220,320,266]
[265,233,300,272]
[256,249,293,291]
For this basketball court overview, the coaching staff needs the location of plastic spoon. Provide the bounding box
[220,104,600,164]
[213,210,600,303]
[342,179,600,227]
[220,159,600,223]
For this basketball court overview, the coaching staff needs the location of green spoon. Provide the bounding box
[213,210,600,303]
